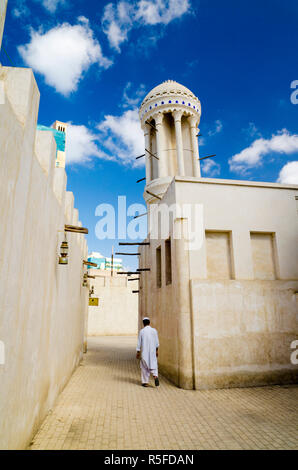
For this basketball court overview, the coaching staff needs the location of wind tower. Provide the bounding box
[52,120,68,168]
[139,80,202,207]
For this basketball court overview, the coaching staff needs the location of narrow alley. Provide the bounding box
[29,337,298,450]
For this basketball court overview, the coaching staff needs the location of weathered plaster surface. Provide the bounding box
[0,0,7,51]
[0,67,88,449]
[88,270,138,336]
[191,280,298,389]
[139,177,298,389]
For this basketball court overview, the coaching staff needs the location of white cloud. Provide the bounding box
[136,0,191,25]
[201,159,220,177]
[277,161,298,184]
[102,0,191,51]
[208,119,223,137]
[121,82,146,108]
[241,122,261,139]
[66,123,110,164]
[12,0,29,18]
[62,101,145,167]
[102,2,132,52]
[18,18,112,96]
[229,129,298,174]
[41,0,66,13]
[14,0,67,16]
[97,108,145,166]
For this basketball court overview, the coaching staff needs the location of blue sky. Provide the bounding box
[2,0,298,268]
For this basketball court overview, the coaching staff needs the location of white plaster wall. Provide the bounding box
[140,176,298,389]
[191,280,298,389]
[0,0,7,50]
[0,67,88,449]
[138,234,184,386]
[173,177,298,281]
[139,182,181,385]
[88,271,138,336]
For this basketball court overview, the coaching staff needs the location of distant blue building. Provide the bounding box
[36,121,67,167]
[88,252,123,271]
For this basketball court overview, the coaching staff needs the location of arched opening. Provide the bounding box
[163,112,177,177]
[181,115,193,176]
[149,119,158,180]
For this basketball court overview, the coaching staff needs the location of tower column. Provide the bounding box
[188,115,201,177]
[173,110,185,176]
[154,112,166,178]
[144,124,152,184]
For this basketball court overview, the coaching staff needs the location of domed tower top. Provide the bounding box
[139,80,202,204]
[139,80,201,127]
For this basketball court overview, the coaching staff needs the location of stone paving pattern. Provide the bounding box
[29,336,298,450]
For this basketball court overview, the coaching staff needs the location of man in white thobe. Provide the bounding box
[136,317,160,387]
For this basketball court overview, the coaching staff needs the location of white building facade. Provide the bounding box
[0,0,6,51]
[0,5,89,448]
[138,80,298,390]
[88,270,138,336]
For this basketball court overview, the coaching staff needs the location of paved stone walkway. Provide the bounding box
[29,336,298,450]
